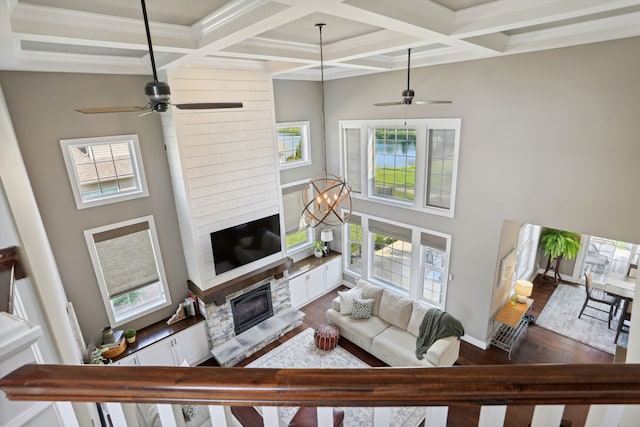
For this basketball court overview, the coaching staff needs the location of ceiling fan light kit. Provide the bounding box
[76,0,242,115]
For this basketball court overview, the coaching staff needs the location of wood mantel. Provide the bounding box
[188,258,293,306]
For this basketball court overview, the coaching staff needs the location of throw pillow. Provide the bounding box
[338,288,362,314]
[351,298,374,319]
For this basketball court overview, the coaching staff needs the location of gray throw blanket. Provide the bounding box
[415,308,464,360]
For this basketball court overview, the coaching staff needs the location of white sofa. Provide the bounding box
[326,279,461,367]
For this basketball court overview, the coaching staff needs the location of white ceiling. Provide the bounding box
[2,0,640,80]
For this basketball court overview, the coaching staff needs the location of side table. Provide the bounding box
[490,297,533,359]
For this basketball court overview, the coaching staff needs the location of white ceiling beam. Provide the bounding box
[10,3,194,53]
[453,0,640,38]
[505,10,640,54]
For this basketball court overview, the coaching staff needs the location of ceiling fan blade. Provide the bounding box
[174,102,243,110]
[76,106,151,114]
[374,101,404,107]
[413,100,452,104]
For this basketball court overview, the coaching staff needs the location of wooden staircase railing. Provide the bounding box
[3,363,640,406]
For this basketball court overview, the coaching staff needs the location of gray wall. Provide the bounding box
[0,72,189,341]
[275,37,640,342]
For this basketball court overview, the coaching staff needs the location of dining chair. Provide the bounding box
[615,300,632,344]
[578,267,619,328]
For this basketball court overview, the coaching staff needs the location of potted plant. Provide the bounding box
[313,240,324,258]
[540,228,581,285]
[124,328,137,344]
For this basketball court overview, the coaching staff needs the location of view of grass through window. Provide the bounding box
[372,127,416,201]
[348,223,362,273]
[286,229,308,248]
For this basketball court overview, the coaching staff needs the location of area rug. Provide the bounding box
[536,283,624,354]
[247,328,425,426]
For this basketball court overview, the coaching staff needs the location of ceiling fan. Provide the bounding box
[375,48,451,107]
[76,0,242,114]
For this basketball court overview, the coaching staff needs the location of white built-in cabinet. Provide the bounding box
[114,321,209,367]
[290,255,342,308]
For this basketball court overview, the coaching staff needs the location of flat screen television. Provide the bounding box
[211,214,281,275]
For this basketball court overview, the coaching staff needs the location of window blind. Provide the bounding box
[346,213,361,226]
[282,184,306,234]
[343,127,361,193]
[93,221,159,298]
[420,232,447,252]
[369,219,411,242]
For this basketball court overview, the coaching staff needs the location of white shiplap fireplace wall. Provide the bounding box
[160,67,283,292]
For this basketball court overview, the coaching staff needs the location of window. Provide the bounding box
[370,127,416,202]
[426,129,455,209]
[343,211,451,308]
[276,122,311,168]
[60,134,148,209]
[369,220,412,292]
[340,119,461,217]
[346,214,362,275]
[514,223,540,282]
[421,232,448,307]
[84,216,171,326]
[281,181,312,252]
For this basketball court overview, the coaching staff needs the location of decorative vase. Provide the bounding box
[126,336,136,344]
[314,250,323,258]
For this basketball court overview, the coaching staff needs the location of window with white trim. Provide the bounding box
[340,119,461,217]
[276,122,311,168]
[84,216,171,326]
[369,220,412,292]
[60,134,148,209]
[343,211,451,308]
[281,182,312,252]
[421,232,448,307]
[345,214,362,275]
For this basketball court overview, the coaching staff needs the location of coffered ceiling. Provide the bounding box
[2,0,639,80]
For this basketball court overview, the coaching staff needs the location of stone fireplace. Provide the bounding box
[190,264,304,367]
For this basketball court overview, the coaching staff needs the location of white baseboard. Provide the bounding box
[461,334,488,350]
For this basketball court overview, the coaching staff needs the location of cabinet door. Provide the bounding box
[289,274,308,308]
[172,321,210,366]
[324,257,343,290]
[307,267,325,300]
[112,353,139,366]
[137,338,175,366]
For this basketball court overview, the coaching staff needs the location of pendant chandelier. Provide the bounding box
[301,23,352,228]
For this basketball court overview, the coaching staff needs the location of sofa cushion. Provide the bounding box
[338,288,362,314]
[378,290,413,330]
[351,298,374,319]
[326,308,390,350]
[372,326,434,367]
[407,301,430,337]
[355,280,384,316]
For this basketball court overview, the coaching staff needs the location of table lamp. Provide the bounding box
[514,279,533,303]
[320,228,333,256]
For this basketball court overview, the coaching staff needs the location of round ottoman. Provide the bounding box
[314,323,340,351]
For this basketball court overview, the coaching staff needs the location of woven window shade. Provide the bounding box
[282,184,306,234]
[346,213,361,226]
[93,221,159,298]
[369,219,411,242]
[421,232,447,252]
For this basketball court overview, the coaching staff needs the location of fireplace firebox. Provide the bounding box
[230,283,273,335]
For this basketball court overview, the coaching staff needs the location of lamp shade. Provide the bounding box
[320,228,334,242]
[514,279,533,302]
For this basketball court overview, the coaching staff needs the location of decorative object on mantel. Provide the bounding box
[124,328,137,344]
[301,23,352,228]
[167,302,188,325]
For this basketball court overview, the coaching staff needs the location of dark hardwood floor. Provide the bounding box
[206,274,614,426]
